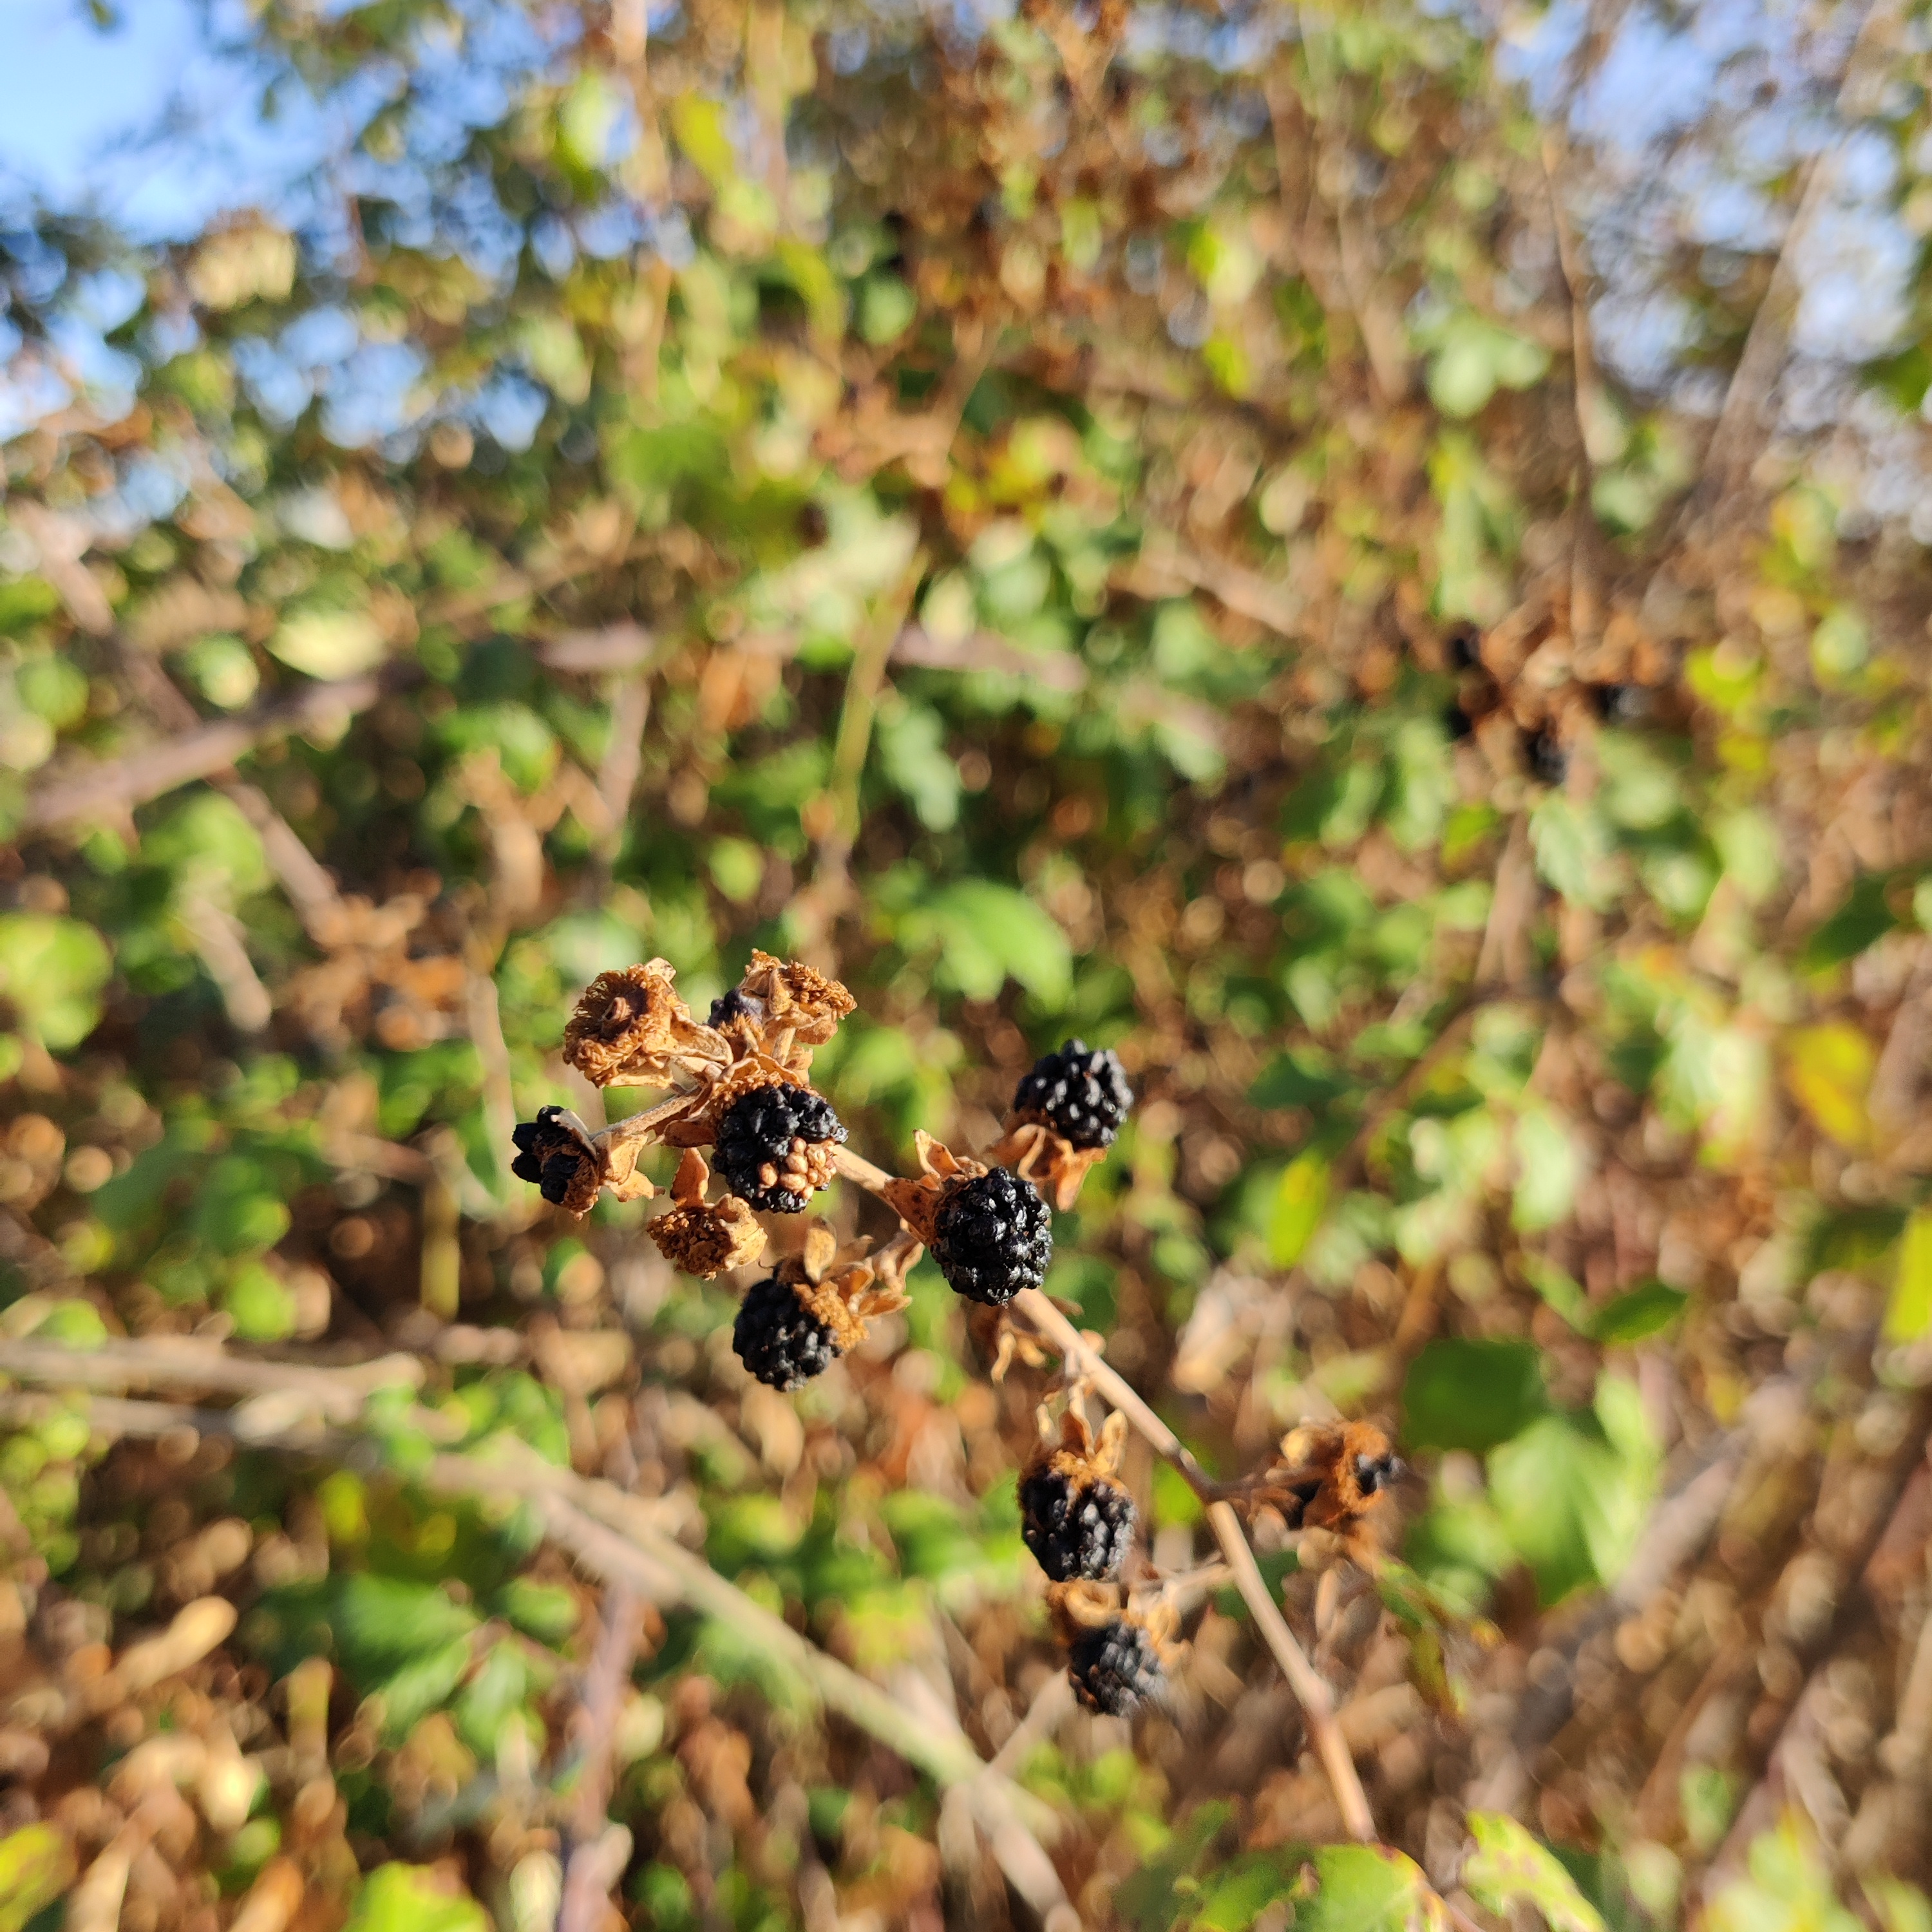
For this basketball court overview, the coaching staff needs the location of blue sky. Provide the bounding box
[0,0,336,236]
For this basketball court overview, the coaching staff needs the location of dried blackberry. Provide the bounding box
[712,1083,847,1213]
[930,1168,1052,1306]
[1526,725,1569,785]
[1589,682,1647,725]
[708,987,763,1028]
[509,1107,600,1214]
[1354,1449,1403,1496]
[1445,623,1482,671]
[1067,1618,1162,1716]
[1013,1041,1132,1150]
[1020,1465,1136,1582]
[734,1274,842,1390]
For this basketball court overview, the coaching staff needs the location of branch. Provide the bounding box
[556,1578,641,1932]
[829,1144,1378,1844]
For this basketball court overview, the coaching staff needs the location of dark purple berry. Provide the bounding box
[931,1168,1052,1306]
[1067,1619,1162,1716]
[712,1083,846,1214]
[734,1276,841,1390]
[510,1107,600,1213]
[1020,1466,1136,1581]
[1013,1041,1133,1150]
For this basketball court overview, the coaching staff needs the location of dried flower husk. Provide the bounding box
[564,961,730,1088]
[1253,1420,1405,1553]
[734,950,856,1048]
[879,1130,985,1245]
[770,1224,909,1353]
[647,1148,768,1278]
[509,1107,603,1215]
[983,1118,1109,1212]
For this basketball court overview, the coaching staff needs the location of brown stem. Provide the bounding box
[556,1579,641,1932]
[830,1144,1378,1844]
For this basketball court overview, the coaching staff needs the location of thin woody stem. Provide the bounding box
[829,1142,1380,1845]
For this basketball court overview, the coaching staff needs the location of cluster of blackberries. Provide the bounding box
[712,1083,848,1213]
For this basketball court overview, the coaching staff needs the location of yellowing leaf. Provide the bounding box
[671,93,737,190]
[1884,1211,1932,1344]
[0,1823,75,1932]
[269,610,386,680]
[1784,1022,1875,1149]
[1269,1151,1331,1267]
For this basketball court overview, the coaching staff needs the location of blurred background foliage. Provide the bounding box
[5,0,1932,1925]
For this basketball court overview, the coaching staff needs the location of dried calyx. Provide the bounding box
[1242,1421,1406,1560]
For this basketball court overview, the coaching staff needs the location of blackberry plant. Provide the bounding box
[513,956,1404,1716]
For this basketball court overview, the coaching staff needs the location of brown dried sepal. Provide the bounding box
[1249,1420,1404,1560]
[564,961,729,1088]
[734,950,856,1049]
[879,1131,986,1246]
[1034,1406,1128,1483]
[985,1119,1109,1213]
[647,1149,768,1279]
[773,1222,909,1354]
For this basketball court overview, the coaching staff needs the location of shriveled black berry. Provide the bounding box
[712,1083,847,1213]
[931,1168,1052,1306]
[708,987,763,1028]
[1526,726,1569,785]
[1445,623,1482,671]
[510,1107,600,1213]
[1354,1450,1405,1495]
[1067,1619,1162,1716]
[1013,1040,1133,1150]
[1020,1466,1136,1581]
[734,1275,841,1390]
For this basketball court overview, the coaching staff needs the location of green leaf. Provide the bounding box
[0,912,112,1050]
[1465,1814,1607,1932]
[495,1578,581,1645]
[1401,1339,1548,1454]
[1704,1821,1863,1932]
[1801,873,1903,972]
[0,1822,76,1932]
[330,1574,478,1671]
[344,1863,490,1932]
[1590,1281,1689,1345]
[268,608,386,679]
[1268,1152,1331,1267]
[1298,1845,1446,1932]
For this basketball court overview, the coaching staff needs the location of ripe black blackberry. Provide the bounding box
[734,1274,841,1390]
[1067,1618,1162,1716]
[1013,1041,1133,1150]
[1020,1464,1135,1581]
[712,1082,847,1213]
[931,1168,1052,1305]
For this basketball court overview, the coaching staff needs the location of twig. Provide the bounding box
[20,668,406,833]
[556,1580,641,1932]
[0,1338,422,1414]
